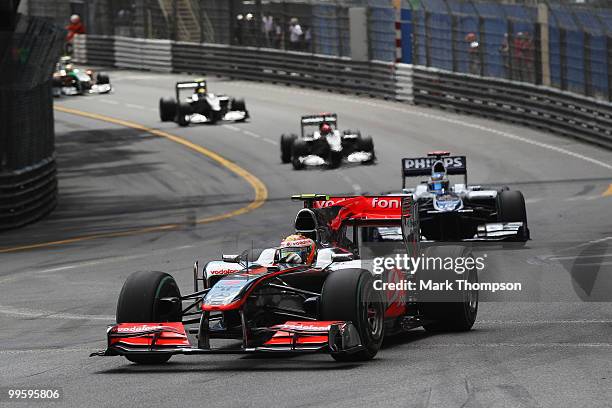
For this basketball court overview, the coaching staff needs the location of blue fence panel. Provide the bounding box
[589,34,608,98]
[421,0,447,12]
[414,9,427,65]
[369,6,396,61]
[549,25,562,89]
[313,4,340,56]
[565,29,585,94]
[502,5,537,22]
[482,16,508,79]
[400,8,412,64]
[429,12,453,71]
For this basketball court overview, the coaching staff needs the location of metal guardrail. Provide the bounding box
[115,37,172,72]
[410,65,612,149]
[0,157,57,231]
[75,35,612,151]
[172,42,395,98]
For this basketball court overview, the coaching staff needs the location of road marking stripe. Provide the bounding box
[262,138,278,146]
[0,305,113,321]
[603,183,612,196]
[0,107,268,253]
[124,103,145,109]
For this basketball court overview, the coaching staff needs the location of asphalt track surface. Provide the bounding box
[1,70,612,407]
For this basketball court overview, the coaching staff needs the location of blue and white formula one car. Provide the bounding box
[401,151,530,242]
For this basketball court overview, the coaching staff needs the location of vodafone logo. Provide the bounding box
[371,197,400,209]
[116,325,163,333]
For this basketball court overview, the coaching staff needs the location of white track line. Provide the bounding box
[242,130,262,139]
[0,305,113,321]
[124,103,145,110]
[407,343,612,348]
[262,138,278,146]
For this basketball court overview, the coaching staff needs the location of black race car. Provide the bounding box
[159,79,248,126]
[280,113,375,169]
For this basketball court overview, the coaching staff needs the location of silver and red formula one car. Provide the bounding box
[91,194,478,364]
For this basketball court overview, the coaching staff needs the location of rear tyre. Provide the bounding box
[328,150,342,169]
[159,97,177,122]
[280,134,297,163]
[96,73,110,85]
[231,98,246,112]
[419,245,478,332]
[497,190,529,242]
[116,271,181,364]
[176,102,192,127]
[321,269,384,362]
[292,139,308,170]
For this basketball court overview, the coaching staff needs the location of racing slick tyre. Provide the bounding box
[359,135,375,163]
[321,269,384,362]
[96,73,110,85]
[159,97,177,122]
[116,271,182,364]
[418,245,478,333]
[328,150,342,169]
[231,98,246,112]
[280,134,297,163]
[292,139,308,170]
[497,190,529,242]
[176,102,192,127]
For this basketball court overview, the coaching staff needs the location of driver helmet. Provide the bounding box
[319,123,333,136]
[70,14,81,24]
[279,234,316,264]
[428,161,449,193]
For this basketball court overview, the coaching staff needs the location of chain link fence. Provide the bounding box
[406,0,612,101]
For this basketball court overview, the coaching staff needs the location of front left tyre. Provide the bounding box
[280,134,297,163]
[116,271,181,364]
[159,97,177,122]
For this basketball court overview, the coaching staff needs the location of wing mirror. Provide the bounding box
[222,250,249,263]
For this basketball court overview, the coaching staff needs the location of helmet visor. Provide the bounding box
[279,247,310,263]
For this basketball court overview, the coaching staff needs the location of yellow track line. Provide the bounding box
[0,106,268,253]
[603,183,612,197]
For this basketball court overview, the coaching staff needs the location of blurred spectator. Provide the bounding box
[465,32,480,75]
[514,32,534,82]
[234,14,244,45]
[245,13,256,46]
[499,33,510,79]
[304,26,312,52]
[262,13,274,48]
[274,21,283,49]
[65,14,85,55]
[289,18,303,51]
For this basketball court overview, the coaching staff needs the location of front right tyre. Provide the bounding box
[320,269,384,362]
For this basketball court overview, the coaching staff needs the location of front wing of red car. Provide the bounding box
[91,321,364,357]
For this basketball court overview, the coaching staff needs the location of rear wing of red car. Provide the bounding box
[292,194,419,255]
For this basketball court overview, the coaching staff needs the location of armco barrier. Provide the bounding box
[409,65,612,149]
[75,35,612,150]
[0,157,57,230]
[115,37,172,72]
[172,42,396,98]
